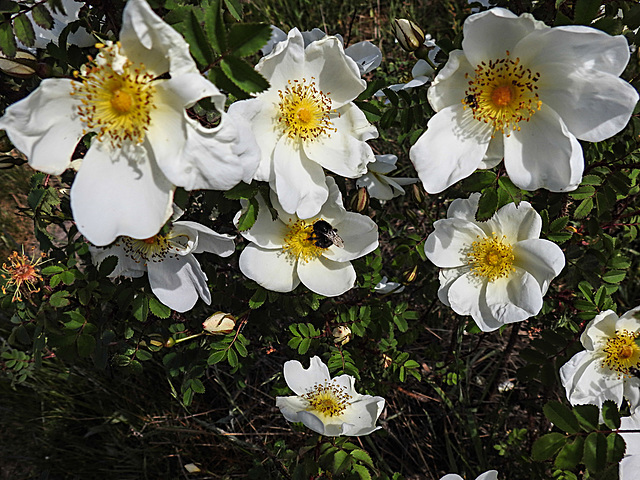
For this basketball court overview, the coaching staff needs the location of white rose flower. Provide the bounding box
[356,154,418,201]
[410,7,638,194]
[440,471,499,480]
[90,216,235,313]
[559,307,640,413]
[276,356,385,436]
[0,0,259,246]
[620,412,640,480]
[424,193,565,332]
[236,177,378,297]
[261,26,382,76]
[228,28,378,219]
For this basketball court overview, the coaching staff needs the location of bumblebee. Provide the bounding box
[464,94,478,109]
[309,220,344,249]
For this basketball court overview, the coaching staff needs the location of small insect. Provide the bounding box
[464,94,478,109]
[309,220,344,249]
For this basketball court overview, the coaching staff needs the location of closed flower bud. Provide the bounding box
[393,19,425,52]
[332,325,352,345]
[403,265,418,283]
[203,312,236,334]
[352,186,369,212]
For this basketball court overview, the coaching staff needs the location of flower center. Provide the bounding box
[467,234,515,282]
[303,380,352,417]
[282,219,326,263]
[1,248,46,302]
[277,78,336,141]
[463,51,541,135]
[117,231,189,264]
[602,330,640,377]
[71,41,156,148]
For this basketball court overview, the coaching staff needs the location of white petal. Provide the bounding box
[70,142,174,246]
[462,8,543,67]
[303,105,376,178]
[428,50,475,112]
[147,254,209,312]
[536,66,638,142]
[120,0,197,77]
[479,134,504,169]
[439,476,464,480]
[513,239,565,294]
[322,212,378,263]
[275,395,309,422]
[446,193,482,221]
[0,78,82,174]
[437,268,463,307]
[486,201,542,242]
[273,137,328,219]
[357,173,395,201]
[283,356,331,395]
[238,243,299,293]
[476,471,499,480]
[340,395,385,436]
[580,310,620,351]
[483,268,543,324]
[345,41,382,75]
[561,350,624,407]
[312,176,347,226]
[410,105,492,194]
[89,243,145,278]
[172,221,235,257]
[621,454,640,480]
[236,196,287,249]
[425,218,485,268]
[304,35,365,109]
[624,379,640,413]
[257,28,305,90]
[503,104,583,192]
[297,256,356,297]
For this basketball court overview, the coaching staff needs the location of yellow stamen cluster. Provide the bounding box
[71,42,156,148]
[118,231,189,265]
[467,233,515,282]
[602,330,640,378]
[303,379,352,417]
[282,219,325,263]
[463,51,541,135]
[1,248,46,302]
[278,78,336,141]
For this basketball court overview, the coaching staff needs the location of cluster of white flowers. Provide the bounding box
[1,0,639,457]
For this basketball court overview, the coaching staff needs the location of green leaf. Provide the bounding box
[602,269,626,284]
[41,265,64,275]
[208,349,227,364]
[555,436,584,470]
[32,4,54,29]
[132,294,150,322]
[228,23,271,57]
[204,0,226,53]
[227,348,238,367]
[149,297,172,318]
[183,9,215,66]
[601,400,621,430]
[236,197,259,231]
[135,349,153,361]
[220,56,269,93]
[575,0,602,24]
[224,181,259,200]
[191,378,205,394]
[574,197,594,219]
[298,337,311,355]
[350,449,374,468]
[76,334,96,357]
[461,171,497,192]
[223,0,243,20]
[532,432,567,461]
[0,1,19,13]
[583,432,607,473]
[249,286,267,309]
[49,290,70,307]
[497,176,521,205]
[574,404,600,431]
[475,188,498,222]
[544,401,581,434]
[549,216,570,233]
[208,66,248,99]
[0,20,17,57]
[352,464,372,480]
[606,432,626,464]
[13,14,35,47]
[98,255,118,277]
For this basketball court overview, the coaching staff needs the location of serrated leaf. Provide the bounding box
[98,255,118,277]
[498,176,521,205]
[574,197,594,219]
[223,0,243,20]
[236,197,259,231]
[352,464,372,480]
[13,14,35,47]
[606,432,626,464]
[550,216,570,233]
[135,349,153,361]
[350,449,374,468]
[583,432,607,473]
[574,404,600,431]
[601,400,621,430]
[32,4,54,29]
[76,333,96,357]
[228,23,271,57]
[49,290,70,307]
[220,56,269,93]
[555,435,584,470]
[224,181,259,200]
[208,65,248,99]
[132,294,149,322]
[0,21,17,57]
[532,432,567,461]
[183,9,215,66]
[208,349,227,364]
[149,297,172,318]
[298,337,311,355]
[204,0,226,53]
[461,171,497,192]
[41,265,64,275]
[227,347,238,367]
[544,401,581,433]
[475,188,498,222]
[191,378,205,394]
[0,1,19,13]
[575,0,602,24]
[249,286,267,309]
[602,270,626,284]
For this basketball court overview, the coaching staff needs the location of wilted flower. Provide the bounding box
[356,154,418,201]
[374,276,405,294]
[236,177,378,297]
[229,28,378,219]
[332,326,352,345]
[1,248,46,302]
[261,26,382,76]
[203,312,236,334]
[440,471,499,480]
[424,193,565,332]
[410,7,638,194]
[90,214,235,313]
[620,412,640,480]
[559,307,640,413]
[393,19,426,52]
[276,356,385,436]
[0,0,258,246]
